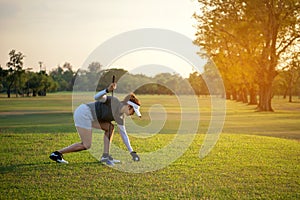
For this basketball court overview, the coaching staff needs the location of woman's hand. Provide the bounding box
[130,151,140,161]
[107,83,117,92]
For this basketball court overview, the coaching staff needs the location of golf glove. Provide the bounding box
[130,151,140,161]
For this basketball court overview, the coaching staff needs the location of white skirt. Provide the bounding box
[73,104,93,130]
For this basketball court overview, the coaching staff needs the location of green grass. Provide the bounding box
[0,133,299,199]
[223,99,300,140]
[0,93,74,134]
[0,93,300,199]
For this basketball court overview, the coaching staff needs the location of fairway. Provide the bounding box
[0,93,299,199]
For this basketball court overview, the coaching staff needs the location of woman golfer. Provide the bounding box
[50,82,141,165]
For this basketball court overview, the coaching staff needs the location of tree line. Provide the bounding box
[193,0,300,110]
[0,50,202,97]
[1,49,299,103]
[0,50,76,97]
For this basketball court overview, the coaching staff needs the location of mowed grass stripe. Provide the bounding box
[1,93,300,139]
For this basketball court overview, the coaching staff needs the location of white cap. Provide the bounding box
[127,101,141,117]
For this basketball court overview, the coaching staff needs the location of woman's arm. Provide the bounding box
[117,124,140,161]
[94,83,117,102]
[117,124,133,152]
[94,89,108,102]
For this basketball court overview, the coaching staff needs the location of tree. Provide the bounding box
[49,63,75,91]
[0,65,8,92]
[254,0,299,110]
[188,72,208,96]
[280,52,300,102]
[6,50,25,98]
[62,62,75,91]
[86,62,102,91]
[50,66,66,91]
[194,0,300,111]
[194,0,261,103]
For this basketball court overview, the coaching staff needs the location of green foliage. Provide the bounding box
[5,50,25,98]
[1,50,58,97]
[194,0,300,110]
[49,63,75,91]
[1,50,213,98]
[188,72,208,96]
[74,67,200,95]
[273,52,300,102]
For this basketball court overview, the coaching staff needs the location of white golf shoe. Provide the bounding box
[100,154,121,165]
[49,151,69,164]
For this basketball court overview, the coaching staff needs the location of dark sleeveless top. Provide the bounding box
[86,96,125,125]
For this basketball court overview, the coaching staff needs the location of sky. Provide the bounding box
[0,0,201,77]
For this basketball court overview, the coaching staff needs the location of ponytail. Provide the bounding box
[123,93,141,106]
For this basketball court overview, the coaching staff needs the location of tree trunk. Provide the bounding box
[288,87,292,102]
[288,74,293,102]
[7,89,11,98]
[283,88,287,99]
[257,84,274,112]
[256,1,280,112]
[15,83,18,98]
[226,91,231,100]
[236,90,243,102]
[7,82,13,98]
[248,87,257,105]
[242,88,248,104]
[232,89,237,101]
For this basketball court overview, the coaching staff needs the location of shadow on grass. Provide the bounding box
[0,163,48,173]
[0,161,103,174]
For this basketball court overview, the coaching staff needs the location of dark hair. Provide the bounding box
[123,93,140,106]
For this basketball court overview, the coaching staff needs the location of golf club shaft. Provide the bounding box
[112,75,115,97]
[108,75,116,139]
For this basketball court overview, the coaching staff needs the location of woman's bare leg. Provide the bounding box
[99,122,114,154]
[58,127,92,154]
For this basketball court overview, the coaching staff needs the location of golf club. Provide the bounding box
[112,75,115,97]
